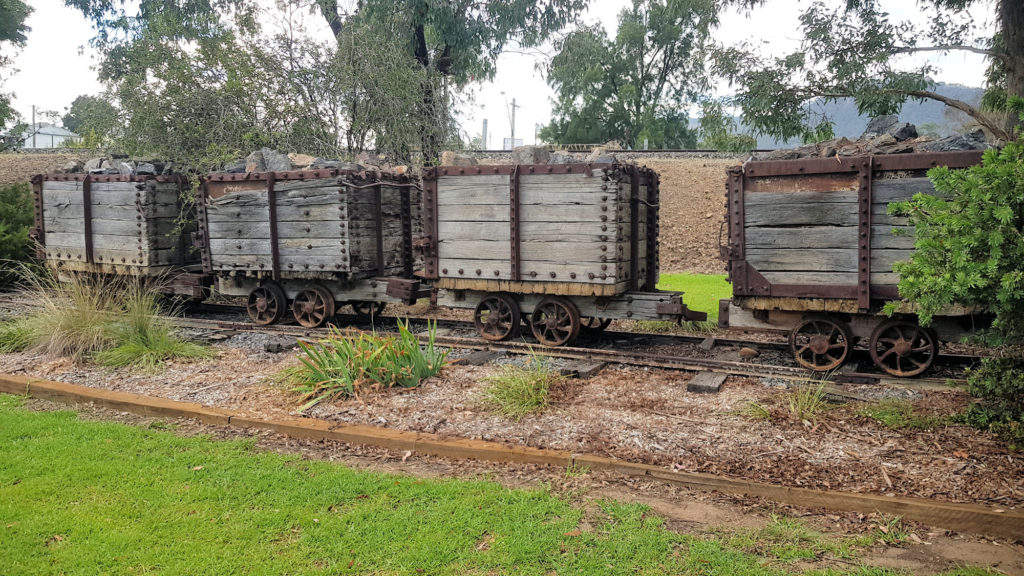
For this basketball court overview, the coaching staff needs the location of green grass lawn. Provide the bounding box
[0,394,992,575]
[657,273,731,323]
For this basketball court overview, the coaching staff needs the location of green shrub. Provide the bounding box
[289,321,447,410]
[0,181,36,285]
[888,132,1024,444]
[481,356,560,421]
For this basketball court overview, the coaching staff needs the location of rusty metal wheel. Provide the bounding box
[789,315,852,371]
[291,284,336,328]
[581,317,612,334]
[246,282,287,326]
[474,293,521,341]
[530,296,581,347]
[869,319,937,377]
[351,301,386,318]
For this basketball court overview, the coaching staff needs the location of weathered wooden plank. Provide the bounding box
[744,174,858,194]
[871,249,913,273]
[744,226,858,249]
[746,248,858,272]
[209,238,347,255]
[870,209,910,226]
[438,239,625,262]
[42,189,179,208]
[212,255,345,269]
[437,188,612,206]
[439,203,625,223]
[436,277,622,296]
[437,221,625,243]
[45,218,180,238]
[744,199,858,227]
[871,226,916,250]
[760,271,859,285]
[437,259,619,284]
[43,203,180,220]
[44,232,179,252]
[870,272,900,286]
[872,177,936,203]
[745,191,857,206]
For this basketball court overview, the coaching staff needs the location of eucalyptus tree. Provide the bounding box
[542,0,718,148]
[0,0,32,138]
[713,0,1024,142]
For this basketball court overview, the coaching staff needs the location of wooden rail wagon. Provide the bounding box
[719,150,987,376]
[29,174,206,298]
[196,169,424,327]
[420,162,705,346]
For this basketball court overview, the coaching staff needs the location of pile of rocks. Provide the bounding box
[440,145,618,166]
[222,148,410,175]
[55,157,174,176]
[755,115,990,161]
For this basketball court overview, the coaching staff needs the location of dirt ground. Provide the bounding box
[641,158,738,274]
[0,152,735,274]
[0,152,80,186]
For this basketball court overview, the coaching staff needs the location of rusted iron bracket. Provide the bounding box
[30,175,45,258]
[195,180,213,274]
[510,165,521,282]
[266,173,281,281]
[645,170,659,290]
[629,171,640,292]
[399,184,414,278]
[857,158,873,310]
[723,166,745,265]
[420,173,440,279]
[82,174,93,264]
[374,184,385,276]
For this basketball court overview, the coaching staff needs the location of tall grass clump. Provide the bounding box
[289,321,447,410]
[481,355,560,421]
[787,378,829,424]
[94,282,213,370]
[0,318,34,352]
[4,268,212,369]
[17,270,124,359]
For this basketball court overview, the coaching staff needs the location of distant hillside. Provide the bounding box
[744,83,985,149]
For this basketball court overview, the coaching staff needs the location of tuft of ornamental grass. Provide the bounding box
[482,356,560,421]
[0,317,33,353]
[289,321,447,411]
[3,267,211,369]
[787,378,829,424]
[859,398,946,431]
[16,270,123,359]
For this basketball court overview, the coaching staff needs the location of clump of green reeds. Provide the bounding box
[287,321,447,411]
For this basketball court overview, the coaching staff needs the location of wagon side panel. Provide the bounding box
[36,175,192,273]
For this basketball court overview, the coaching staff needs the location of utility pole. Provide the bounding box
[482,119,488,150]
[510,97,518,141]
[32,105,36,148]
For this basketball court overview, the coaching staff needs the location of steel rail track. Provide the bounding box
[0,294,976,385]
[173,315,964,389]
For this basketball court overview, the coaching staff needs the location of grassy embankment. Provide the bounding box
[2,394,1001,575]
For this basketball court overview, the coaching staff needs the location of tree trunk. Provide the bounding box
[1001,0,1024,137]
[412,12,440,164]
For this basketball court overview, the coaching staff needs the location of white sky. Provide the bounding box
[6,0,995,146]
